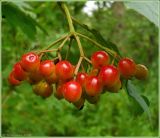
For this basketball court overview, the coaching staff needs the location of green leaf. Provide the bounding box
[73,18,121,56]
[126,80,151,121]
[2,2,47,40]
[125,1,159,27]
[129,95,150,116]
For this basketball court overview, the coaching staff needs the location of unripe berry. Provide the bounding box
[98,65,119,87]
[55,60,74,81]
[118,58,136,79]
[91,51,110,69]
[76,72,88,88]
[13,62,27,81]
[8,71,21,86]
[32,81,53,98]
[63,81,82,103]
[20,52,40,72]
[135,64,148,80]
[85,76,102,96]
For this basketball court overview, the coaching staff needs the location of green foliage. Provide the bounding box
[126,80,151,119]
[2,2,47,40]
[2,1,158,136]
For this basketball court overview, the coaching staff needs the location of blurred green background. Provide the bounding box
[2,1,158,136]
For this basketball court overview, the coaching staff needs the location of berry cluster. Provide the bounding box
[8,51,148,110]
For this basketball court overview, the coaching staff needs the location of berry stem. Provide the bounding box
[65,38,73,59]
[74,56,83,76]
[76,32,116,56]
[84,57,92,64]
[58,34,70,50]
[37,49,58,54]
[111,53,118,65]
[74,34,85,57]
[57,51,62,61]
[45,34,68,50]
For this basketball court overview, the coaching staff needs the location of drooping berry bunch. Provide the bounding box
[8,50,148,110]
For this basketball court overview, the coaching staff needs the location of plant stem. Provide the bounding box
[60,3,85,58]
[45,34,68,50]
[57,51,62,61]
[84,57,92,64]
[37,49,58,54]
[58,34,70,50]
[74,56,83,75]
[74,34,84,57]
[65,38,73,59]
[61,3,75,33]
[76,32,116,56]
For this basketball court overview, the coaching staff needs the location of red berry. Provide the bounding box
[63,81,82,103]
[45,73,57,84]
[54,82,65,100]
[98,65,120,87]
[13,62,27,81]
[76,72,88,88]
[28,70,43,84]
[91,51,110,69]
[20,52,40,72]
[39,60,55,77]
[86,95,100,104]
[8,71,21,86]
[106,79,121,93]
[73,97,85,110]
[55,60,74,81]
[85,76,102,96]
[32,81,53,98]
[135,64,148,80]
[118,58,136,79]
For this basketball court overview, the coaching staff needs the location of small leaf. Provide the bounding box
[126,80,151,121]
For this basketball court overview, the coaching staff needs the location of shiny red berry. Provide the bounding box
[8,71,21,86]
[20,52,40,72]
[39,60,55,77]
[85,76,102,96]
[76,72,88,88]
[91,51,110,69]
[55,60,74,81]
[118,58,136,79]
[63,81,82,103]
[98,65,120,87]
[12,62,27,81]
